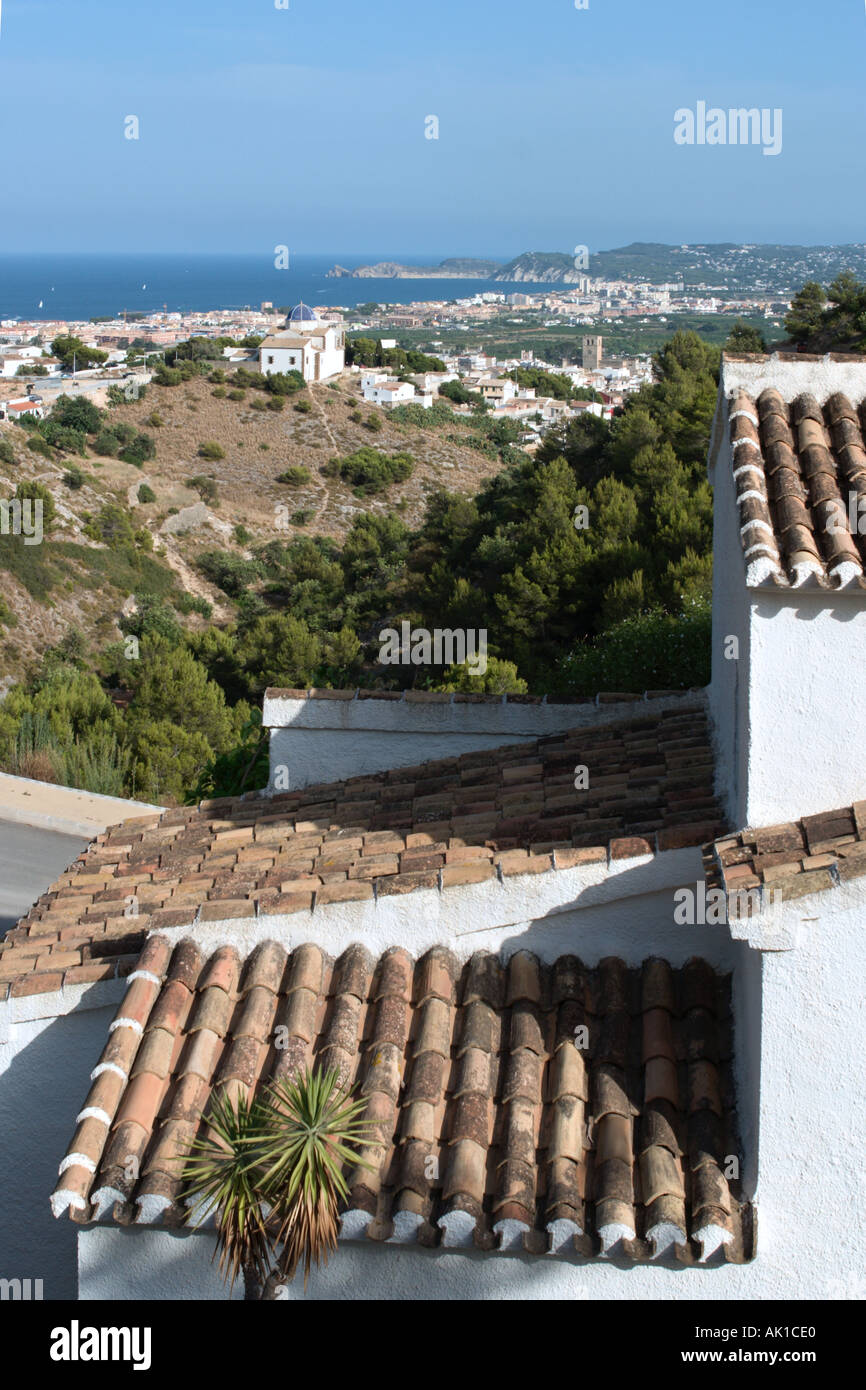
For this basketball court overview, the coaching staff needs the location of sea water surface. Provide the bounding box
[0,253,543,322]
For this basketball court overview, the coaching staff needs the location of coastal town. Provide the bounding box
[0,267,791,437]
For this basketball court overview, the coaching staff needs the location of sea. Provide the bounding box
[0,253,545,324]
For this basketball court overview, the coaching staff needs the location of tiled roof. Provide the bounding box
[0,706,724,1001]
[727,384,866,589]
[706,802,866,905]
[52,936,753,1263]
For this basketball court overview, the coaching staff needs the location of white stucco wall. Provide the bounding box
[744,596,866,825]
[707,410,753,830]
[72,1222,840,1301]
[264,691,704,791]
[0,1002,117,1300]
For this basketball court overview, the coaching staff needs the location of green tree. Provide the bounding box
[785,281,827,345]
[724,321,767,354]
[51,337,108,372]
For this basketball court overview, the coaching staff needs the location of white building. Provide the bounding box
[4,354,866,1303]
[477,378,517,406]
[259,303,345,383]
[362,378,414,407]
[411,371,458,394]
[0,346,46,378]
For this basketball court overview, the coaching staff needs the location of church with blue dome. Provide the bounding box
[288,302,318,325]
[259,302,345,383]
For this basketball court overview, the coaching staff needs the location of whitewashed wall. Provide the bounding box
[264,691,703,792]
[0,1001,118,1300]
[707,399,753,830]
[745,596,866,825]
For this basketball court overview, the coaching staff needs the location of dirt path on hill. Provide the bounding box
[157,535,232,622]
[302,387,339,526]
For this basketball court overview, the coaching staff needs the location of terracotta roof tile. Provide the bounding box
[2,707,724,1000]
[708,799,866,908]
[726,383,866,588]
[52,940,752,1263]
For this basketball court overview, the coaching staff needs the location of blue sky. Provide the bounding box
[1,0,864,254]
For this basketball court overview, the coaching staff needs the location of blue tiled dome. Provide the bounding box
[289,302,317,323]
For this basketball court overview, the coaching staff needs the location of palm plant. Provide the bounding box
[182,1088,272,1298]
[183,1067,373,1296]
[257,1067,373,1289]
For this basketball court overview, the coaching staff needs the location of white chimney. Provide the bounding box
[708,354,866,829]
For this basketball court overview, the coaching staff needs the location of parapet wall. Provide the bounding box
[263,687,706,790]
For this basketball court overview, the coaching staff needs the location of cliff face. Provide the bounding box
[326,252,587,283]
[494,264,585,283]
[491,252,584,283]
[326,259,501,279]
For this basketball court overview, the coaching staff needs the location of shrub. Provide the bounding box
[211,387,227,399]
[146,412,164,427]
[185,475,220,506]
[263,370,305,396]
[228,388,245,402]
[51,394,104,434]
[26,435,53,458]
[234,523,252,545]
[349,409,363,423]
[435,657,528,695]
[265,396,284,412]
[94,421,137,455]
[63,465,86,489]
[15,479,56,530]
[290,509,314,526]
[0,595,17,630]
[328,446,413,496]
[198,441,225,461]
[153,365,183,386]
[175,592,213,619]
[276,466,311,486]
[293,399,312,414]
[118,432,156,466]
[365,412,383,432]
[250,399,267,412]
[120,593,182,644]
[559,599,711,694]
[41,422,88,455]
[84,502,135,549]
[0,437,15,464]
[137,482,156,503]
[196,550,263,597]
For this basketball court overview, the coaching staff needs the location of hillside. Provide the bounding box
[491,252,585,283]
[0,371,508,678]
[327,258,501,279]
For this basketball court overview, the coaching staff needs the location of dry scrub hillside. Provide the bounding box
[0,371,509,678]
[103,370,504,540]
